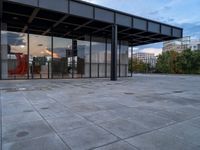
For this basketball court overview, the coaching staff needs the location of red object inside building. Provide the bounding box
[8,53,28,75]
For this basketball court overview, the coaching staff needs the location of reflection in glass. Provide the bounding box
[52,37,72,78]
[0,30,129,79]
[120,43,128,77]
[91,38,106,78]
[29,34,51,79]
[107,40,111,78]
[76,40,90,78]
[1,31,28,79]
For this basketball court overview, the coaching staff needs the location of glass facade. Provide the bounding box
[91,37,106,78]
[29,34,52,79]
[1,30,28,79]
[77,40,90,78]
[0,29,129,80]
[52,37,72,79]
[120,43,129,77]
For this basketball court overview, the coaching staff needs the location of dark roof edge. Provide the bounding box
[74,0,182,30]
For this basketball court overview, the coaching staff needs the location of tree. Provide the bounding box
[156,49,200,74]
[156,51,179,73]
[129,58,151,73]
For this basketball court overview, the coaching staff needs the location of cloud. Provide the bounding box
[180,23,200,38]
[6,32,26,46]
[139,48,162,56]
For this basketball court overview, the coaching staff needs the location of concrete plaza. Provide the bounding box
[0,74,200,150]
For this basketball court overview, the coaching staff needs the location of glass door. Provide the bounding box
[52,37,72,79]
[29,34,52,79]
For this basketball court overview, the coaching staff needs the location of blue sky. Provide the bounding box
[83,0,200,55]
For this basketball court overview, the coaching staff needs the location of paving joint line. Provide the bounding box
[22,92,72,150]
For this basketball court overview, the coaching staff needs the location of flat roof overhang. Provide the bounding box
[2,0,183,46]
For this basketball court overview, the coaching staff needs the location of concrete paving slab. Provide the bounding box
[94,141,138,150]
[160,122,200,147]
[99,118,149,139]
[126,130,194,150]
[1,74,200,150]
[59,125,118,150]
[34,102,72,119]
[46,115,92,133]
[3,134,70,150]
[2,120,54,144]
[188,117,200,128]
[2,111,42,125]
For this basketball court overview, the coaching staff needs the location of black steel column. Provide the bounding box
[131,46,133,77]
[89,34,92,78]
[72,39,77,79]
[0,0,2,80]
[111,24,117,81]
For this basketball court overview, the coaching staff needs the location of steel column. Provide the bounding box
[72,39,77,79]
[111,24,118,81]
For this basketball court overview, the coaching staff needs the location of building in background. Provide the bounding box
[132,52,157,67]
[163,36,200,53]
[190,39,200,51]
[163,36,191,53]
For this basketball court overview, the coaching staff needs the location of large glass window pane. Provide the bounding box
[29,34,51,79]
[91,37,106,78]
[52,37,72,79]
[1,30,28,79]
[77,40,90,78]
[117,43,120,77]
[120,42,129,77]
[106,40,111,78]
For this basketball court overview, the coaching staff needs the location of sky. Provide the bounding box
[82,0,200,55]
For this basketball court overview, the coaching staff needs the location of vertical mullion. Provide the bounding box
[89,34,92,78]
[105,37,107,78]
[0,0,2,80]
[51,30,53,79]
[131,46,133,77]
[72,39,74,78]
[119,40,121,77]
[27,28,30,79]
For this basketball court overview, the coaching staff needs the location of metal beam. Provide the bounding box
[43,15,69,35]
[64,20,93,37]
[93,25,111,34]
[73,20,93,31]
[118,28,131,34]
[111,24,117,81]
[4,11,109,32]
[22,8,40,33]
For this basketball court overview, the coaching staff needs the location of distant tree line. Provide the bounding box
[129,49,200,74]
[156,49,200,74]
[128,58,152,73]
